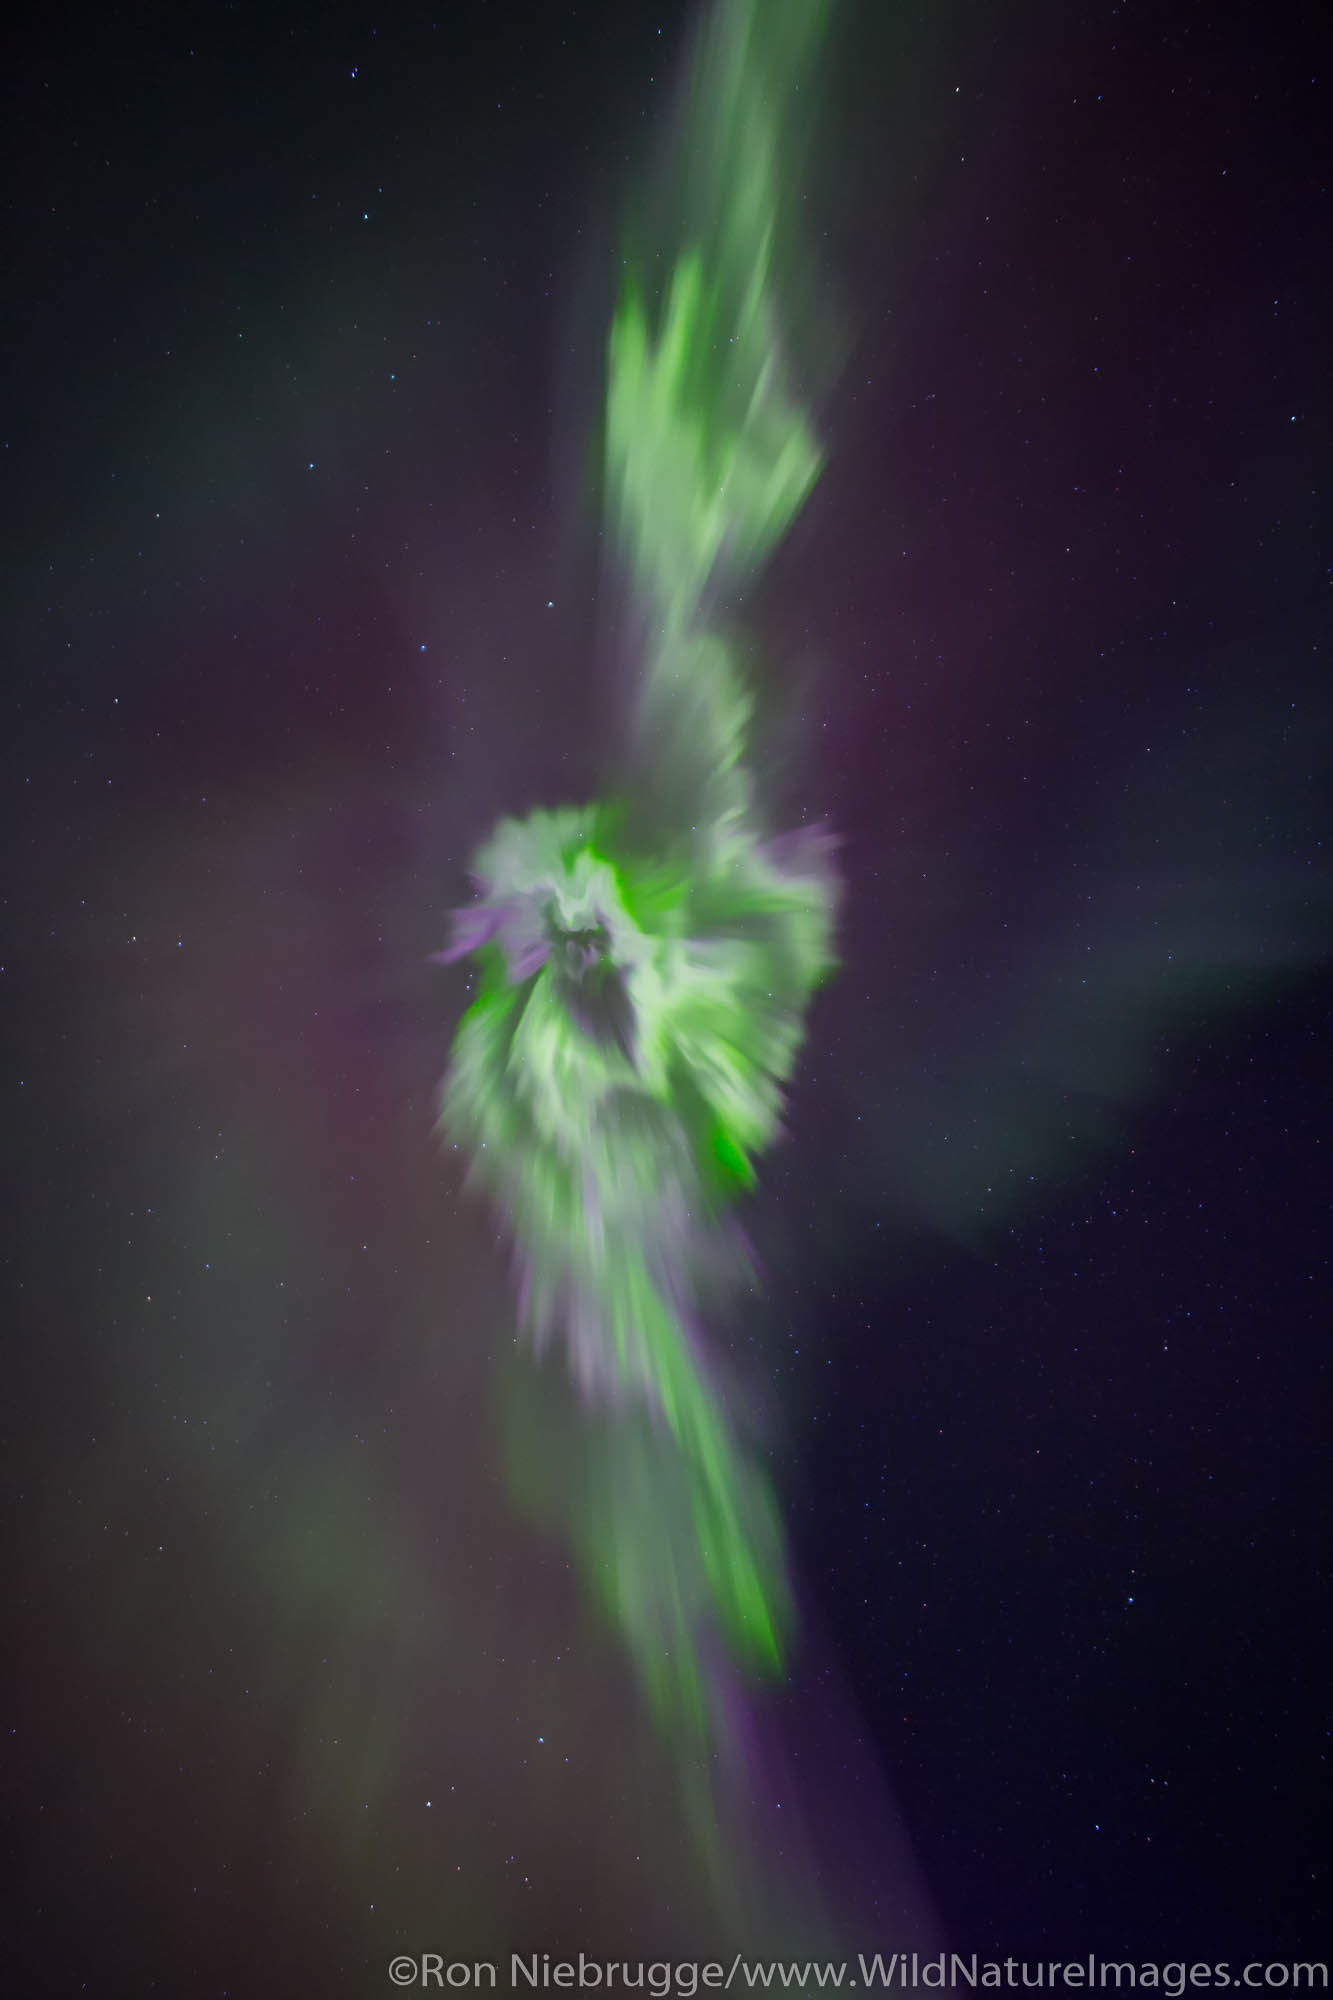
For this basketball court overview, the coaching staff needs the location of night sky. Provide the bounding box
[4,0,1329,1994]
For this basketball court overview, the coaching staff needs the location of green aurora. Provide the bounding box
[436,0,838,1731]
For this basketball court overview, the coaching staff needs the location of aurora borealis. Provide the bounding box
[435,0,839,1735]
[4,0,1329,1992]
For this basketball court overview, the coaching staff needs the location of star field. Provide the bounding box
[2,0,1328,1991]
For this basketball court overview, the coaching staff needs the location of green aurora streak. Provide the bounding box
[437,0,837,1729]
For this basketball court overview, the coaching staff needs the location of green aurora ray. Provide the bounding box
[435,0,838,1730]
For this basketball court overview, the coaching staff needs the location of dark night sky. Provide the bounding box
[3,0,1328,1993]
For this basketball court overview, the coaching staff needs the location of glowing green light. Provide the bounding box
[438,0,837,1732]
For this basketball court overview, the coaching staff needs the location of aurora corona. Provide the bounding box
[435,0,837,1728]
